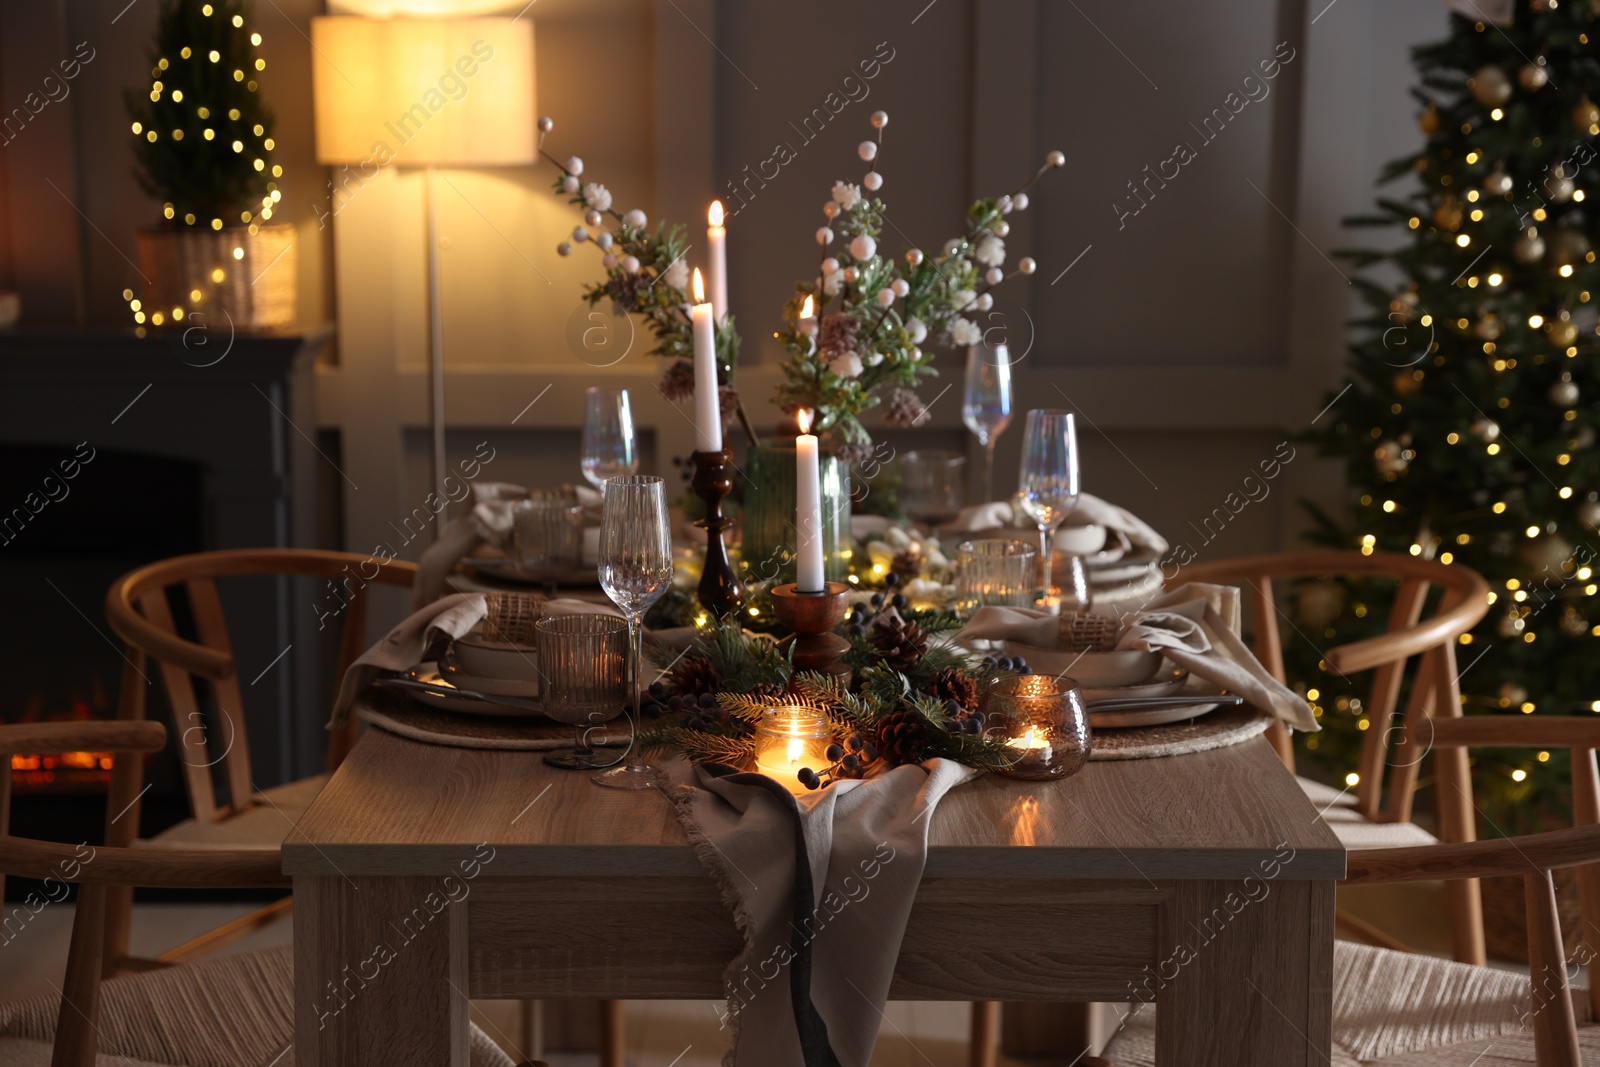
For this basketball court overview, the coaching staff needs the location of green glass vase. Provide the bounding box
[741,445,851,586]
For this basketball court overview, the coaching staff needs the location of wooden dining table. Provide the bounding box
[284,711,1344,1066]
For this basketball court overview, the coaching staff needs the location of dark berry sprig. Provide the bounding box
[797,732,879,790]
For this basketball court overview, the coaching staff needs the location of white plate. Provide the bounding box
[1005,642,1165,687]
[439,657,541,698]
[400,665,546,719]
[1088,674,1229,729]
[459,557,598,587]
[1080,666,1188,704]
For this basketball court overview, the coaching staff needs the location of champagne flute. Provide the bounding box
[581,388,638,491]
[594,475,673,789]
[962,342,1012,501]
[1016,410,1080,599]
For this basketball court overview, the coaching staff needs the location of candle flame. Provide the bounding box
[787,736,804,762]
[797,408,813,435]
[708,200,725,227]
[692,267,705,304]
[800,294,814,318]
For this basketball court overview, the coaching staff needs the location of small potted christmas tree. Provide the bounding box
[124,0,294,331]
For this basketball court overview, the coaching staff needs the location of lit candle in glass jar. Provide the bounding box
[754,705,832,794]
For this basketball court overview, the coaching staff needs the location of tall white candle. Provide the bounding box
[691,267,721,453]
[797,294,817,355]
[707,200,729,325]
[795,409,824,592]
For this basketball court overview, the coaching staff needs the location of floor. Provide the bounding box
[0,902,1030,1066]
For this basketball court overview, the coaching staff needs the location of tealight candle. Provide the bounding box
[983,674,1091,781]
[754,705,832,794]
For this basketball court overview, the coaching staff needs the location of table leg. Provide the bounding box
[294,875,470,1067]
[1156,879,1333,1066]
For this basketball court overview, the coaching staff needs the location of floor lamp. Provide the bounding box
[311,16,535,535]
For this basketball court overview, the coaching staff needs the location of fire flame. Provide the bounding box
[692,267,705,304]
[800,294,814,318]
[797,408,813,435]
[708,200,725,227]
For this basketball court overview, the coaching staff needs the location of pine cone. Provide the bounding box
[657,359,695,402]
[889,548,922,581]
[926,666,980,714]
[665,654,719,696]
[745,681,788,704]
[874,708,930,766]
[605,270,650,311]
[872,616,928,672]
[881,387,930,429]
[818,313,859,362]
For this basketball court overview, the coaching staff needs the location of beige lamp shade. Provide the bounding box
[311,16,535,167]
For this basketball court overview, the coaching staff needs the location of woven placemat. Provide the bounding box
[1088,705,1271,761]
[357,688,629,751]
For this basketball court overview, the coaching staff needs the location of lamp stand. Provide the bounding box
[425,164,447,538]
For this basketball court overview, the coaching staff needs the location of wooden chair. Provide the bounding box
[99,548,417,974]
[1166,550,1492,964]
[0,720,519,1067]
[1099,717,1600,1066]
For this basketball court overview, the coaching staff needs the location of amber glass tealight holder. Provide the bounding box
[753,705,833,794]
[982,674,1092,781]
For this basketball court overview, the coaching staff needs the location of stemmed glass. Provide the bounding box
[962,342,1013,502]
[1016,410,1080,599]
[581,388,638,491]
[594,475,673,789]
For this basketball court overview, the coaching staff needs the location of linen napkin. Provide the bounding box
[413,482,602,609]
[955,582,1315,733]
[945,493,1170,557]
[663,756,975,1067]
[1116,583,1315,732]
[328,593,621,727]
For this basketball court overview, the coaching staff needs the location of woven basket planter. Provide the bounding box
[135,222,296,330]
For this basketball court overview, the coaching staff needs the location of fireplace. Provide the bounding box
[0,327,328,895]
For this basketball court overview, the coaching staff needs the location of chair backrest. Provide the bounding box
[0,722,287,1067]
[1166,551,1489,821]
[1346,717,1600,1065]
[103,548,418,826]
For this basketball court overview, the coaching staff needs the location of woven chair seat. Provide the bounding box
[1100,941,1593,1065]
[0,945,515,1067]
[1297,776,1440,850]
[135,774,328,851]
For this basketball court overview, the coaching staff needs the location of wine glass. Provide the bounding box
[594,475,673,789]
[962,342,1013,501]
[1016,410,1080,598]
[581,388,638,491]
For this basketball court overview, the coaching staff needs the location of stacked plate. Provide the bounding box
[375,623,546,719]
[999,641,1229,729]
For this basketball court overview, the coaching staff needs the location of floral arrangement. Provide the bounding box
[535,116,756,444]
[850,526,956,611]
[775,112,1064,463]
[637,606,1034,788]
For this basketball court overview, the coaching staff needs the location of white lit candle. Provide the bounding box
[795,408,824,592]
[797,294,817,354]
[1006,725,1050,751]
[691,267,721,453]
[707,200,729,324]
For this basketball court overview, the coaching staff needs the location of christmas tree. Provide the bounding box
[1301,0,1600,828]
[124,0,281,230]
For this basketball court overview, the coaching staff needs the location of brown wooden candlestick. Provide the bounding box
[691,448,743,623]
[770,582,852,687]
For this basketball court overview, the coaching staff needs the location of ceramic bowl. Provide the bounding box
[1054,523,1108,555]
[452,627,542,684]
[1004,642,1164,688]
[1079,666,1188,704]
